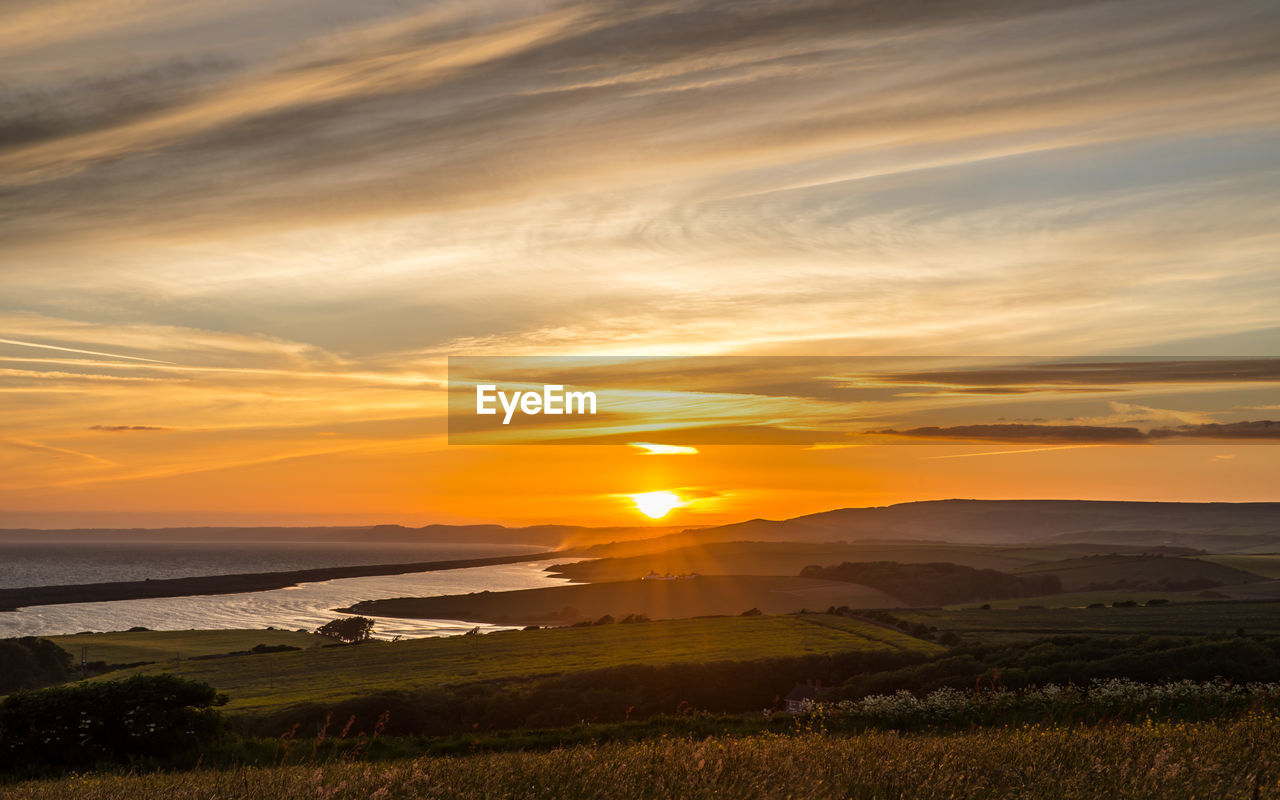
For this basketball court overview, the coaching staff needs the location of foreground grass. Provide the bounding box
[8,714,1279,799]
[102,615,936,713]
[46,629,320,665]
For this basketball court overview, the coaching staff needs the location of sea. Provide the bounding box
[0,541,573,639]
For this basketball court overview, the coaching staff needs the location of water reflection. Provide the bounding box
[0,561,573,639]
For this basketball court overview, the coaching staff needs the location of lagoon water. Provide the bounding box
[0,541,544,589]
[0,542,573,639]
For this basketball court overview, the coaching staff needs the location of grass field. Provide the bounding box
[547,542,1049,583]
[6,714,1277,799]
[45,629,321,665]
[1012,555,1264,591]
[548,541,1203,585]
[1201,555,1280,580]
[946,590,1201,610]
[101,614,938,713]
[345,575,903,624]
[898,600,1280,641]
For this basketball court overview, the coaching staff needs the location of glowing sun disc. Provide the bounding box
[630,491,682,519]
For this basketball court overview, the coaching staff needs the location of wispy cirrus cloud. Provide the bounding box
[879,421,1280,444]
[1,0,1279,522]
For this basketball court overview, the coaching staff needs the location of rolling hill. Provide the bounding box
[7,500,1277,558]
[100,614,937,714]
[546,540,1204,584]
[343,575,903,625]
[1011,555,1266,592]
[578,500,1280,555]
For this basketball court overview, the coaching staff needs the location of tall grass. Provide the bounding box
[817,678,1280,728]
[6,713,1278,799]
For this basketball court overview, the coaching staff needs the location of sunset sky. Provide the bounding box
[2,0,1279,528]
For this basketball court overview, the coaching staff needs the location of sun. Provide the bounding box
[630,490,683,519]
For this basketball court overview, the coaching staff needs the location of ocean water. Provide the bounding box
[0,560,574,639]
[0,541,545,589]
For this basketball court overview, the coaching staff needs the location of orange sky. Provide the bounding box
[2,0,1279,527]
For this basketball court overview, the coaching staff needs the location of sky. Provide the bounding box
[1,0,1279,528]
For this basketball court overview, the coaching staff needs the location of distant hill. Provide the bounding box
[593,500,1280,554]
[5,500,1278,553]
[0,523,691,549]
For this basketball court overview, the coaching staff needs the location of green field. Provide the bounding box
[45,629,321,665]
[1012,555,1264,591]
[944,589,1193,610]
[5,715,1277,799]
[1200,555,1280,580]
[897,600,1280,641]
[102,614,938,713]
[548,542,1051,583]
[550,541,1202,585]
[346,575,902,624]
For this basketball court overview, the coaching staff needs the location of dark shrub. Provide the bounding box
[0,638,73,693]
[317,616,375,643]
[0,674,227,772]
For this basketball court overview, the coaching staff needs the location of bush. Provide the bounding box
[836,635,1280,699]
[0,638,72,694]
[317,616,375,643]
[0,674,227,773]
[820,679,1280,729]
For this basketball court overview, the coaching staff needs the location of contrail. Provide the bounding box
[0,337,175,365]
[924,444,1102,459]
[4,437,118,466]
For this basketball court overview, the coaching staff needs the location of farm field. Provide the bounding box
[345,575,903,624]
[1200,555,1280,580]
[547,542,1056,583]
[1226,580,1280,599]
[45,629,321,665]
[101,614,938,713]
[558,539,1206,580]
[5,714,1277,799]
[946,590,1197,609]
[1011,555,1264,592]
[898,600,1280,641]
